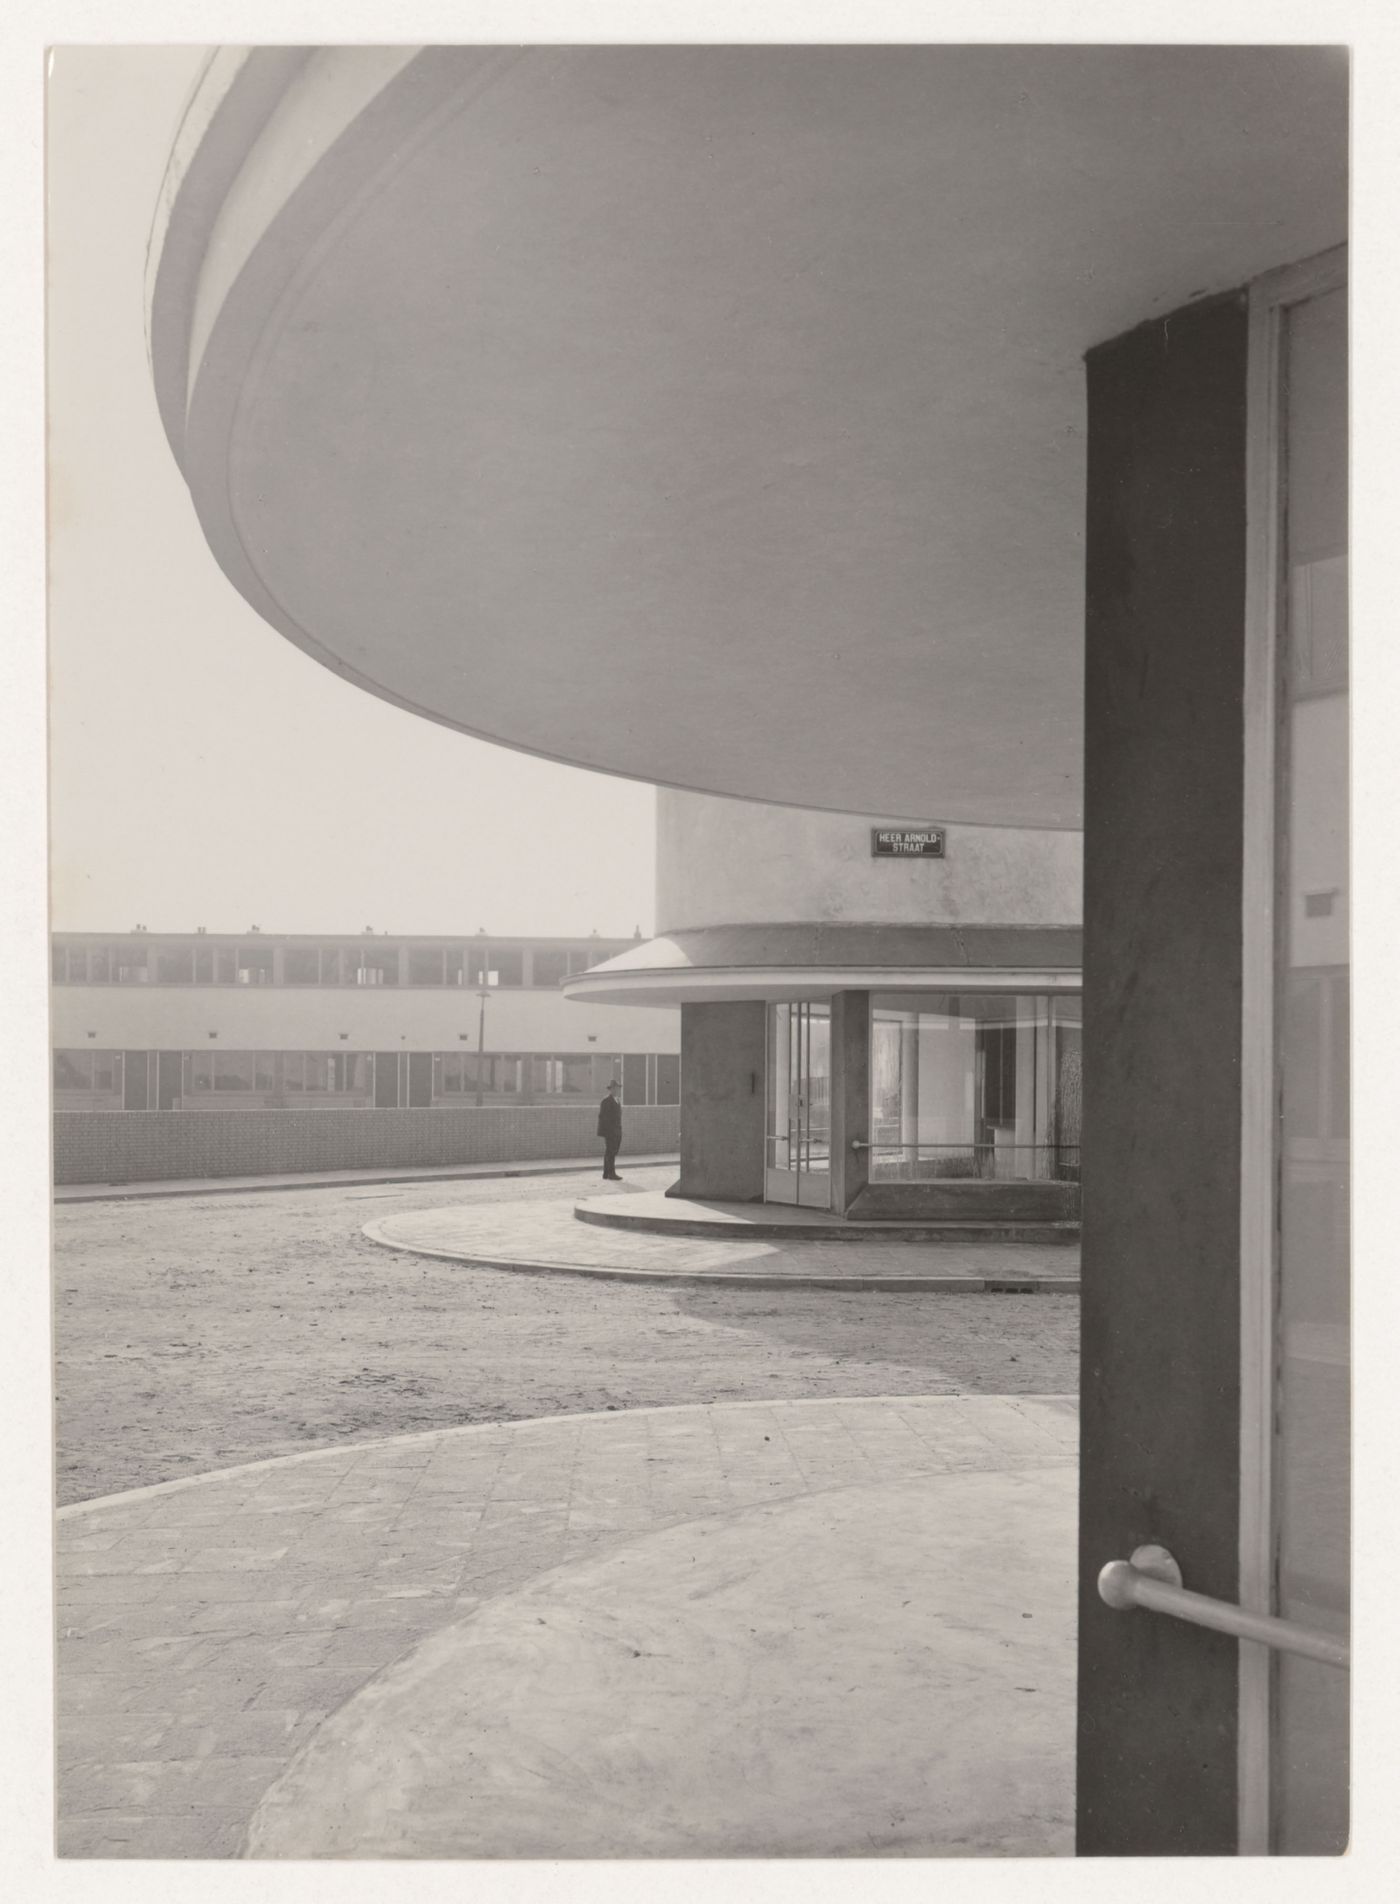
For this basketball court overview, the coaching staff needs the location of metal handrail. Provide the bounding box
[1098,1545,1349,1670]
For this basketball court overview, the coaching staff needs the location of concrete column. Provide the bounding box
[828,990,870,1215]
[671,1001,766,1202]
[1077,289,1248,1856]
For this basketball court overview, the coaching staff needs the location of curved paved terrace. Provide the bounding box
[57,1395,1077,1859]
[367,1192,1081,1292]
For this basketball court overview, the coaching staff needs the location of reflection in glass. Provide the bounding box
[868,993,1079,1182]
[1271,282,1349,1856]
[213,1053,255,1090]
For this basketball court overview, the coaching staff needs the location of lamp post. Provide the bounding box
[475,973,496,1107]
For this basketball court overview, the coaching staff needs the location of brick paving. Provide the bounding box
[56,1395,1077,1859]
[369,1196,1081,1288]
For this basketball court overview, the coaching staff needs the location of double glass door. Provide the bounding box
[765,1002,831,1208]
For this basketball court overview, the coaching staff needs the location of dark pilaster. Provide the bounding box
[828,990,870,1215]
[1077,291,1249,1855]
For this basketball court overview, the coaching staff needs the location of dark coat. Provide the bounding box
[597,1092,622,1141]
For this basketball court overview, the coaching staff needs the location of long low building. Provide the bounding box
[51,929,680,1113]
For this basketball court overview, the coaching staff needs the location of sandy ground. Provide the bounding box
[53,1166,1079,1505]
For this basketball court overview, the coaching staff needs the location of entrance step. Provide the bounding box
[850,1180,1080,1224]
[574,1192,1079,1246]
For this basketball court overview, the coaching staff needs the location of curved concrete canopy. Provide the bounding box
[151,46,1347,826]
[564,922,1082,1005]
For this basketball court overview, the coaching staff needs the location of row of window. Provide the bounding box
[51,942,614,988]
[53,1050,681,1107]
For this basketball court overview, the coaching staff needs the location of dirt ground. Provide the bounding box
[53,1165,1079,1504]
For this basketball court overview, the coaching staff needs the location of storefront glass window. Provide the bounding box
[91,1051,122,1093]
[869,991,1077,1182]
[214,1053,255,1090]
[560,1057,592,1095]
[591,1055,623,1096]
[54,1051,90,1090]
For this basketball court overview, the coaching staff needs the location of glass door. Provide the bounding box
[1240,257,1349,1854]
[764,1002,831,1208]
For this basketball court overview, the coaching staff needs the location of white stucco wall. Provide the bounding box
[656,791,1082,932]
[50,986,677,1055]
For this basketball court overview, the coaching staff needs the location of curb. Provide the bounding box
[576,1201,1080,1247]
[58,1392,1077,1515]
[363,1219,1080,1295]
[54,1156,681,1205]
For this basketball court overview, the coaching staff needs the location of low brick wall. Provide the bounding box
[53,1105,682,1186]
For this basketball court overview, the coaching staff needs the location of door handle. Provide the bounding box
[1098,1545,1349,1669]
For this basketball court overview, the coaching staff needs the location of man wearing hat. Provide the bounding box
[597,1078,623,1181]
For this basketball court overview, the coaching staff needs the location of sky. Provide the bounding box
[45,45,658,940]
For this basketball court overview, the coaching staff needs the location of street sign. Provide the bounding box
[871,827,946,858]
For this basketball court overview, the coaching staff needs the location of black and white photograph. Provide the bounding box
[6,2,1393,1893]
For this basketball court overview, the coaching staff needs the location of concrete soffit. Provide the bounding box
[563,923,1084,1007]
[146,47,1347,826]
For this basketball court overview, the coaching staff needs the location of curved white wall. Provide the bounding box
[656,790,1081,933]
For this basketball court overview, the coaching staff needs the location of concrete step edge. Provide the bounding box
[574,1204,1080,1245]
